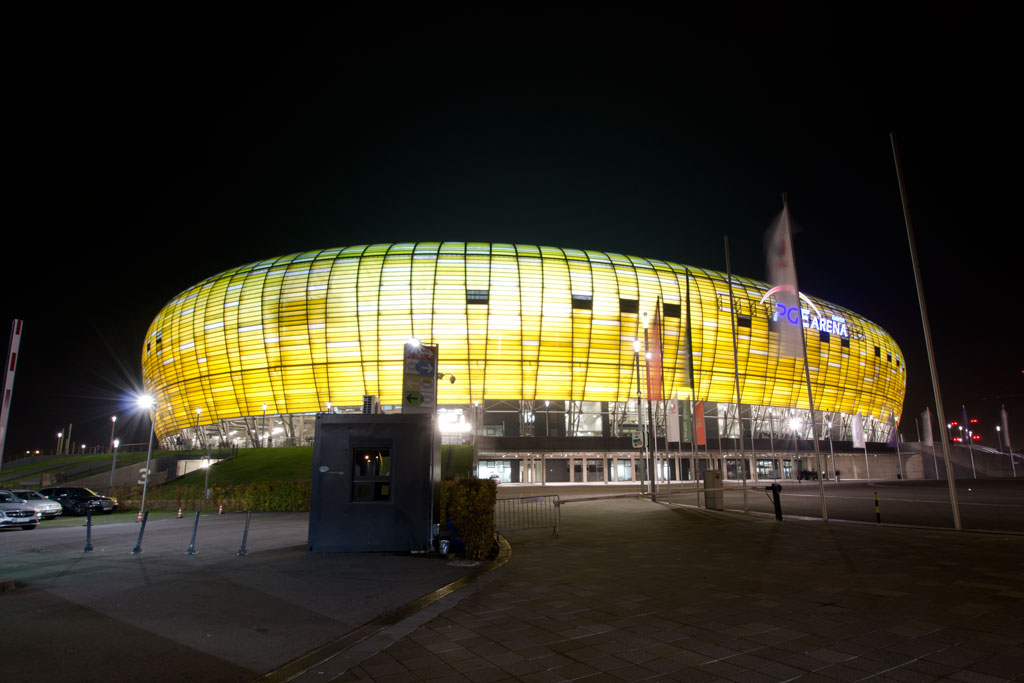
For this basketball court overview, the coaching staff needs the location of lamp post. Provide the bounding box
[137,395,157,519]
[633,339,646,492]
[108,416,117,453]
[545,400,550,437]
[261,404,267,448]
[202,456,212,499]
[996,425,1015,477]
[474,400,480,442]
[194,407,202,453]
[642,312,657,502]
[826,421,836,480]
[109,439,120,491]
[81,444,86,455]
[56,431,63,456]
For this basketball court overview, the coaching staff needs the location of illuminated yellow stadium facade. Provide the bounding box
[142,242,905,470]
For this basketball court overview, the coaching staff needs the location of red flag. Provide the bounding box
[694,401,706,446]
[646,304,663,401]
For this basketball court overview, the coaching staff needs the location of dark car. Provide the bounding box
[37,487,118,516]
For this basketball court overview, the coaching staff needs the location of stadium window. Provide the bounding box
[887,352,892,363]
[874,346,881,357]
[466,289,489,305]
[619,298,639,314]
[352,448,391,502]
[663,302,681,318]
[896,358,901,368]
[819,330,830,343]
[571,294,593,310]
[841,338,850,348]
[737,314,752,328]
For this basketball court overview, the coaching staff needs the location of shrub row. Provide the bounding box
[110,480,311,512]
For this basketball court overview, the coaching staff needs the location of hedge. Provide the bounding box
[440,478,497,560]
[110,480,310,512]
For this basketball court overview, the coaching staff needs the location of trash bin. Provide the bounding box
[703,470,723,510]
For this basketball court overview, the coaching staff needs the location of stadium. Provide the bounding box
[141,242,905,483]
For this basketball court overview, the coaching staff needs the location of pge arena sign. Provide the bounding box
[759,286,849,338]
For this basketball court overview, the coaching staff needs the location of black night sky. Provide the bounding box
[3,7,1021,457]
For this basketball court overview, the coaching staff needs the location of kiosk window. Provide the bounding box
[353,448,391,502]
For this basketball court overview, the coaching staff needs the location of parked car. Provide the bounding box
[36,487,118,515]
[10,489,63,519]
[0,490,40,530]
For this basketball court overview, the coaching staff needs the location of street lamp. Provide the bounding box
[202,456,212,499]
[194,407,202,453]
[545,400,550,437]
[633,339,646,491]
[261,403,267,448]
[826,421,836,480]
[108,416,117,453]
[109,438,120,491]
[56,431,62,456]
[642,312,656,501]
[137,394,157,520]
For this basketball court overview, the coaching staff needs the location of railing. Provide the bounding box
[495,495,561,536]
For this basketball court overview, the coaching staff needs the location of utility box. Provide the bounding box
[703,469,723,510]
[308,413,439,552]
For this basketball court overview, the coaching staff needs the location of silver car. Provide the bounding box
[11,489,63,519]
[0,490,40,531]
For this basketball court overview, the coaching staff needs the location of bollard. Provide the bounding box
[84,509,93,552]
[177,508,183,519]
[185,511,200,555]
[236,511,252,557]
[218,504,224,515]
[765,483,783,521]
[131,510,149,555]
[874,491,880,525]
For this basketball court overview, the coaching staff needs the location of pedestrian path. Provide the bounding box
[308,498,1024,682]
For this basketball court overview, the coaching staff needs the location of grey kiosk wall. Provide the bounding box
[308,413,440,552]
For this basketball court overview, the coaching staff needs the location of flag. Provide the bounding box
[764,204,804,357]
[694,400,706,446]
[646,300,663,401]
[852,414,865,449]
[920,407,934,446]
[1001,405,1012,452]
[666,394,680,443]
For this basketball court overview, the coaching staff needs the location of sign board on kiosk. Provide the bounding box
[402,341,438,413]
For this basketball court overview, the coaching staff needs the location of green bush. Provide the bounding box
[440,478,497,560]
[110,481,311,512]
[440,445,476,479]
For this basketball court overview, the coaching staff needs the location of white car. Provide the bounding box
[11,489,63,519]
[0,490,40,531]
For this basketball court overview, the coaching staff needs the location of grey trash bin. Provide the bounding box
[703,469,723,510]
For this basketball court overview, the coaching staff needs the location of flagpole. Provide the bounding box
[782,195,829,522]
[891,132,961,529]
[724,236,748,512]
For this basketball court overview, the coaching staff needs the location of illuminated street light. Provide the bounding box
[137,394,157,518]
[261,403,267,448]
[109,438,121,492]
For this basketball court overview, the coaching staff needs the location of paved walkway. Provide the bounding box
[301,499,1024,682]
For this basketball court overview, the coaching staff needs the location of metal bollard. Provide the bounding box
[84,509,93,552]
[131,510,149,555]
[237,511,252,556]
[186,511,200,555]
[765,483,782,521]
[874,491,881,525]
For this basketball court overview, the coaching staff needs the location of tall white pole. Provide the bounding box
[891,132,961,529]
[724,236,748,512]
[0,319,24,473]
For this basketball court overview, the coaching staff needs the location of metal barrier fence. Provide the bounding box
[495,495,561,536]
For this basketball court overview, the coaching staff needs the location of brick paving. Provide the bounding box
[318,498,1024,682]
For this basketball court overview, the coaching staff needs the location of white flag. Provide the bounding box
[920,407,934,446]
[1001,405,1012,452]
[666,394,680,443]
[765,205,804,357]
[852,414,865,449]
